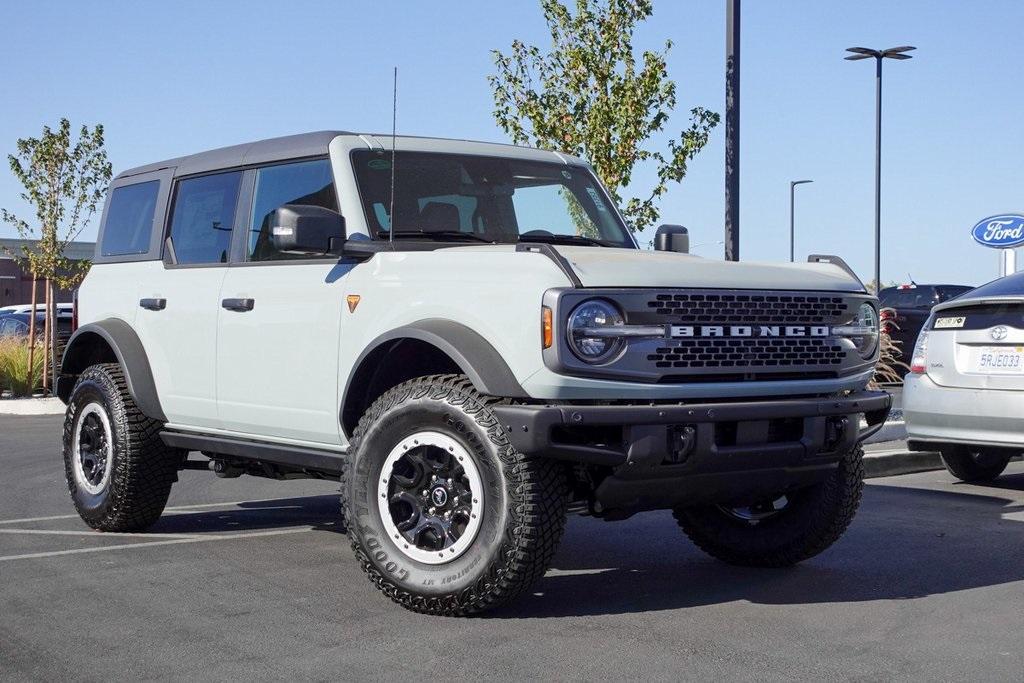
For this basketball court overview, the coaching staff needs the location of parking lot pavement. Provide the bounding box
[2,415,1023,681]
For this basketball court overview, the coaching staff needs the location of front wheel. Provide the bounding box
[342,375,568,616]
[939,446,1011,483]
[674,446,865,567]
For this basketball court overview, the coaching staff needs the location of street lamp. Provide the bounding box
[789,180,813,262]
[845,45,915,291]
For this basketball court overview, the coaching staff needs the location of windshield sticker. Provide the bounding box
[585,187,608,212]
[934,316,966,329]
[367,158,391,171]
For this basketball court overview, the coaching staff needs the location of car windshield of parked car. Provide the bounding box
[351,151,634,247]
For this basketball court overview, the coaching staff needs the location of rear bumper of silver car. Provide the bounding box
[904,373,1024,450]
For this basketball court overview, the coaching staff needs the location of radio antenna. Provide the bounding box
[389,66,397,244]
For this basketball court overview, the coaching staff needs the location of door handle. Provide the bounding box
[139,298,166,311]
[221,298,255,312]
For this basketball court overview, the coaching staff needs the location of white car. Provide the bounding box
[0,303,73,317]
[57,131,889,615]
[905,272,1024,481]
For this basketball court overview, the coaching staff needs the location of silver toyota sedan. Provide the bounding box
[905,271,1024,481]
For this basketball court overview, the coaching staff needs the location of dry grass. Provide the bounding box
[0,337,43,397]
[871,311,910,388]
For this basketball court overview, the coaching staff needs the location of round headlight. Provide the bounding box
[851,302,879,358]
[567,299,626,364]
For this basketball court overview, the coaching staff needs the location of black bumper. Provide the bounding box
[491,390,891,512]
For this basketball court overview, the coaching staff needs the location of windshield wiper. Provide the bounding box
[379,230,494,244]
[517,233,619,248]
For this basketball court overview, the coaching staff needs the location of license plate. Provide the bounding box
[972,346,1024,373]
[934,316,966,329]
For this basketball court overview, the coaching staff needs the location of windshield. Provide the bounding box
[351,151,634,247]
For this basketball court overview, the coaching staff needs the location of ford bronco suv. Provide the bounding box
[59,131,889,615]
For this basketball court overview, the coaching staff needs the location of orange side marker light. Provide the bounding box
[347,295,361,313]
[542,306,553,349]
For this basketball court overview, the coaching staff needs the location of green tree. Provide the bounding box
[489,0,719,234]
[1,119,112,392]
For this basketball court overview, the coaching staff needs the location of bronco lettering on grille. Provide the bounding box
[669,325,831,338]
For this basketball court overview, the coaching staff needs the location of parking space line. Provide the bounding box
[0,498,281,526]
[0,529,201,539]
[0,526,314,562]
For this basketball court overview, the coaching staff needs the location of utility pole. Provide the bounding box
[724,0,740,261]
[845,45,915,290]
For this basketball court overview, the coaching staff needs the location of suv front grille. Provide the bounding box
[646,337,846,370]
[646,293,848,325]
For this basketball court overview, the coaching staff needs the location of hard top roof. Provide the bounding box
[115,131,586,181]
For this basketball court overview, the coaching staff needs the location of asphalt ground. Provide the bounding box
[2,415,1022,681]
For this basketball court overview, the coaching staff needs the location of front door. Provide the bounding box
[215,158,353,445]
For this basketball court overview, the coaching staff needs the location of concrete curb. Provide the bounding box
[0,397,66,416]
[864,447,943,479]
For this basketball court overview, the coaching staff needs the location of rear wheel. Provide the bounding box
[939,446,1010,483]
[342,374,568,616]
[674,446,864,567]
[62,363,182,531]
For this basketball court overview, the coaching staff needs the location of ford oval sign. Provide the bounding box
[971,214,1024,249]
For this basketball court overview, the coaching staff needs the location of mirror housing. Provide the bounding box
[654,224,689,253]
[269,204,345,255]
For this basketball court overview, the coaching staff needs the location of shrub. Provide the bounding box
[0,337,43,397]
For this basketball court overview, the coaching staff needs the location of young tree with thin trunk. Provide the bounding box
[1,119,111,393]
[489,0,719,235]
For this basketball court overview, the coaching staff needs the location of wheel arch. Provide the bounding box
[340,319,527,437]
[58,319,166,422]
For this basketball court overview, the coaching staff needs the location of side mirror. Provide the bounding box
[654,224,689,253]
[269,204,345,255]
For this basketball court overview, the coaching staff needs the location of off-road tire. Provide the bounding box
[342,374,568,616]
[673,445,865,567]
[939,446,1011,483]
[62,363,181,531]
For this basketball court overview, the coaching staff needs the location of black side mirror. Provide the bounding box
[269,204,345,255]
[654,224,689,253]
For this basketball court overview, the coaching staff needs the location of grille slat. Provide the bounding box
[646,292,848,324]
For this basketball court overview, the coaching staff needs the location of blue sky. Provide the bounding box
[2,0,1021,286]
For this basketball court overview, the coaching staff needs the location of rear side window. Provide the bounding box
[248,159,337,261]
[168,171,242,265]
[100,180,160,256]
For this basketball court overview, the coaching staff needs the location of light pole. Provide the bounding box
[845,45,915,291]
[789,180,813,262]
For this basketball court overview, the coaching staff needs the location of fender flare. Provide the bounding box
[58,319,166,422]
[341,319,528,422]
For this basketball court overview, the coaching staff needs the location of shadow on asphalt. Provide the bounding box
[488,472,1024,619]
[147,495,346,535]
[140,474,1024,620]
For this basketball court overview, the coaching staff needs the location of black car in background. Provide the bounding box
[879,284,973,379]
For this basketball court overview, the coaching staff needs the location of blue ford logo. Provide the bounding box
[971,214,1024,249]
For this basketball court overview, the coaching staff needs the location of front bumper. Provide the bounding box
[905,373,1024,451]
[492,390,891,512]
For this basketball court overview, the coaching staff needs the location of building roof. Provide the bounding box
[0,237,95,262]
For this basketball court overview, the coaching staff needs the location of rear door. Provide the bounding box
[215,158,354,445]
[133,170,243,429]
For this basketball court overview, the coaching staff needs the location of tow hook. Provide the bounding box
[825,416,849,451]
[212,459,245,479]
[667,425,697,464]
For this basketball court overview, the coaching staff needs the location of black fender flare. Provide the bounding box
[341,319,528,427]
[58,319,166,422]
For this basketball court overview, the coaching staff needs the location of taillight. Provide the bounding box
[910,328,929,374]
[72,289,79,332]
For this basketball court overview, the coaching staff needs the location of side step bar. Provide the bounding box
[160,431,346,476]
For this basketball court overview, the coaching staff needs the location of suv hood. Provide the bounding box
[550,246,864,291]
